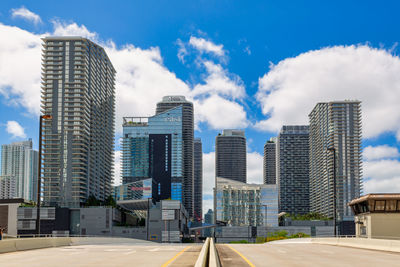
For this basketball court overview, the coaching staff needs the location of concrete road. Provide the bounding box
[224,239,400,266]
[0,242,202,267]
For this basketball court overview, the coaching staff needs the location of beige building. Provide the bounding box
[0,199,26,236]
[349,194,400,239]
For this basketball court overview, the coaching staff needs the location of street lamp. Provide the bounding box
[327,147,337,237]
[37,115,52,237]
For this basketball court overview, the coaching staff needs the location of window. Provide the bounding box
[374,200,385,211]
[386,200,397,211]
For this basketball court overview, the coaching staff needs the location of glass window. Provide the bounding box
[397,200,400,211]
[374,200,385,211]
[386,200,397,211]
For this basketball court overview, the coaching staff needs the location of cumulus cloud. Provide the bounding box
[0,23,43,115]
[364,145,400,161]
[364,159,400,193]
[194,95,248,129]
[11,6,42,25]
[0,22,248,132]
[6,120,26,138]
[191,60,245,100]
[52,20,98,41]
[176,38,188,63]
[247,152,263,184]
[256,45,400,141]
[189,36,225,58]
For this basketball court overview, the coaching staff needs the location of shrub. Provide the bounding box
[256,236,266,243]
[229,240,249,244]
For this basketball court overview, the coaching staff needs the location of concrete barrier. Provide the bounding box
[0,240,17,253]
[311,237,400,253]
[194,237,210,267]
[0,237,72,254]
[209,238,221,267]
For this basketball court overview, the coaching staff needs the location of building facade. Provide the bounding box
[214,177,278,227]
[263,137,277,184]
[155,96,194,217]
[215,130,247,183]
[277,125,310,215]
[122,106,183,202]
[41,37,116,207]
[309,101,362,220]
[193,138,203,222]
[0,139,38,201]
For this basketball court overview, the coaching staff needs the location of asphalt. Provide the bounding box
[227,240,400,266]
[0,242,202,267]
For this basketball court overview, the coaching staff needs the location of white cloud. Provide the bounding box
[0,23,43,115]
[364,159,400,193]
[52,20,98,41]
[176,38,187,63]
[6,120,26,138]
[247,152,263,184]
[11,6,42,25]
[256,45,400,141]
[113,150,121,186]
[363,145,400,161]
[189,36,225,58]
[194,95,248,129]
[192,60,245,100]
[244,46,251,55]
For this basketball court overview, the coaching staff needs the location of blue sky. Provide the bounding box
[1,1,400,214]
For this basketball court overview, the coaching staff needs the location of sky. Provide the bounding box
[1,0,400,216]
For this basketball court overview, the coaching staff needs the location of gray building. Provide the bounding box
[263,137,277,184]
[214,177,278,227]
[277,125,310,215]
[156,96,194,218]
[309,101,362,220]
[41,37,116,207]
[0,139,38,201]
[215,130,246,183]
[193,138,203,222]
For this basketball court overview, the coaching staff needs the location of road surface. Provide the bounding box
[0,241,202,267]
[222,239,400,266]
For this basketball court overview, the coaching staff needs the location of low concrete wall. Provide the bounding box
[0,237,72,254]
[311,237,400,253]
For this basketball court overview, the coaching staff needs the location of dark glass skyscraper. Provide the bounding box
[193,138,203,222]
[156,96,194,217]
[263,137,276,185]
[41,37,115,207]
[277,125,310,215]
[215,130,246,183]
[122,106,184,202]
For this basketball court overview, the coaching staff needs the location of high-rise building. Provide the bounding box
[263,137,277,184]
[0,139,38,201]
[203,209,214,237]
[309,101,362,220]
[122,106,183,202]
[214,177,278,227]
[41,37,116,207]
[215,130,246,183]
[0,175,17,199]
[193,138,203,222]
[276,125,310,215]
[156,96,194,217]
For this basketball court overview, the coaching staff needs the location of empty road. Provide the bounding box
[223,239,400,266]
[0,241,202,267]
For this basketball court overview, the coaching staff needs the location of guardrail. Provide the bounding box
[209,237,221,267]
[0,237,72,254]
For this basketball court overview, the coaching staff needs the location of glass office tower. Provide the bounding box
[41,37,116,207]
[122,106,184,202]
[156,96,194,217]
[263,137,277,185]
[193,138,203,222]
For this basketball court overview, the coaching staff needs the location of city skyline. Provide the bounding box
[1,2,400,215]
